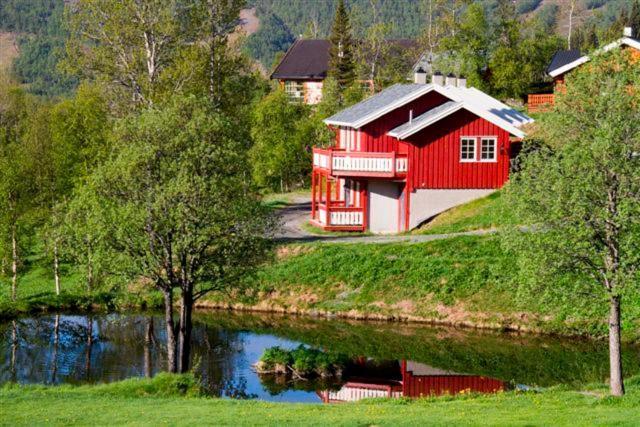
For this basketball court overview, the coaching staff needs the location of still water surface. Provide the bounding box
[1,312,639,403]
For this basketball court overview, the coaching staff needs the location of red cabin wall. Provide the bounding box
[360,92,449,154]
[402,372,505,397]
[405,110,512,190]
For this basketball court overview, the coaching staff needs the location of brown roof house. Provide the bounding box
[271,39,424,104]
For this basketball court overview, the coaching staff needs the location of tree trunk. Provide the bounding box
[86,243,93,293]
[10,320,17,382]
[178,289,193,373]
[85,316,93,379]
[163,290,177,373]
[11,224,17,301]
[144,317,154,378]
[51,314,60,383]
[54,240,60,295]
[608,295,625,396]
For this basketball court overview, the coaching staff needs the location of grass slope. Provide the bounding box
[413,191,515,235]
[207,234,640,339]
[2,374,640,426]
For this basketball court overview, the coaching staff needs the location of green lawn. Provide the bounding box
[2,374,640,426]
[413,191,516,235]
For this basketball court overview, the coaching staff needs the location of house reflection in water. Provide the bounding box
[317,359,506,403]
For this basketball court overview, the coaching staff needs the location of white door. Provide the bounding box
[368,181,400,234]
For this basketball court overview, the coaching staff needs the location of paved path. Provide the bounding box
[274,194,497,244]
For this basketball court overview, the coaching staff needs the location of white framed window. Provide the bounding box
[460,137,476,162]
[480,137,497,162]
[284,80,304,102]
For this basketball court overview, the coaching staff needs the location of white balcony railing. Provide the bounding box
[313,148,407,177]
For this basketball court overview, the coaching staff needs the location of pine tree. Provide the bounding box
[628,0,640,37]
[328,0,356,91]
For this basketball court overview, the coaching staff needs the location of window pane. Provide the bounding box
[481,138,496,161]
[460,138,476,161]
[284,81,304,101]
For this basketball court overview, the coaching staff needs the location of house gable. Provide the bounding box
[405,109,512,190]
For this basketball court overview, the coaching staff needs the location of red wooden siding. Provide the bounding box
[405,110,511,189]
[402,372,505,397]
[359,92,449,154]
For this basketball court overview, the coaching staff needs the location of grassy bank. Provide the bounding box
[205,235,640,340]
[0,261,160,321]
[2,374,640,426]
[413,191,515,234]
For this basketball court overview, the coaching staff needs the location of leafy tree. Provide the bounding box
[327,0,356,90]
[49,84,110,292]
[249,90,308,191]
[490,19,562,99]
[64,0,202,109]
[0,85,37,300]
[68,96,272,373]
[437,3,490,89]
[503,50,640,396]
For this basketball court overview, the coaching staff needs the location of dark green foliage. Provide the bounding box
[516,0,542,15]
[327,0,356,90]
[0,0,60,33]
[258,345,348,377]
[12,35,77,98]
[2,0,76,98]
[534,4,559,33]
[244,12,294,69]
[583,0,608,10]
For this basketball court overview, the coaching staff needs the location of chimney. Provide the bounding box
[457,76,467,88]
[431,72,444,86]
[413,67,427,84]
[624,27,633,37]
[409,109,413,123]
[445,73,457,86]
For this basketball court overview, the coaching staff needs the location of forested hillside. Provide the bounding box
[245,0,629,69]
[0,0,76,97]
[0,0,633,96]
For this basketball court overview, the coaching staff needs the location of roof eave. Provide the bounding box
[388,103,465,140]
[548,56,589,77]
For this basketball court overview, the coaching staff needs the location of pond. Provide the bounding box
[1,311,639,403]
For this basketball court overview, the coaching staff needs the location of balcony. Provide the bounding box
[527,94,554,113]
[313,147,407,179]
[311,202,365,231]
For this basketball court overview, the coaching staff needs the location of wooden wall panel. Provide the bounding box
[405,110,511,190]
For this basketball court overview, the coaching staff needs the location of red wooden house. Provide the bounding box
[317,360,505,403]
[311,71,533,233]
[528,27,640,112]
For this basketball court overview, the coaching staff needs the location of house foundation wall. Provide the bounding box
[408,189,495,229]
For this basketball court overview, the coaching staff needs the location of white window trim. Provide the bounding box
[479,137,498,163]
[460,137,477,163]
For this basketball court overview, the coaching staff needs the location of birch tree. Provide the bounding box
[64,0,199,109]
[69,96,272,373]
[503,50,640,396]
[0,86,36,301]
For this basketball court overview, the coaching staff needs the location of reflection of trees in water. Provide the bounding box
[189,324,244,397]
[0,314,249,391]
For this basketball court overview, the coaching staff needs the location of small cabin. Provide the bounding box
[528,26,640,112]
[270,39,423,104]
[311,70,532,234]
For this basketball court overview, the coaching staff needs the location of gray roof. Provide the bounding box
[389,101,462,137]
[325,84,429,127]
[547,49,582,74]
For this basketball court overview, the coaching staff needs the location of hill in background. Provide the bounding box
[245,0,627,70]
